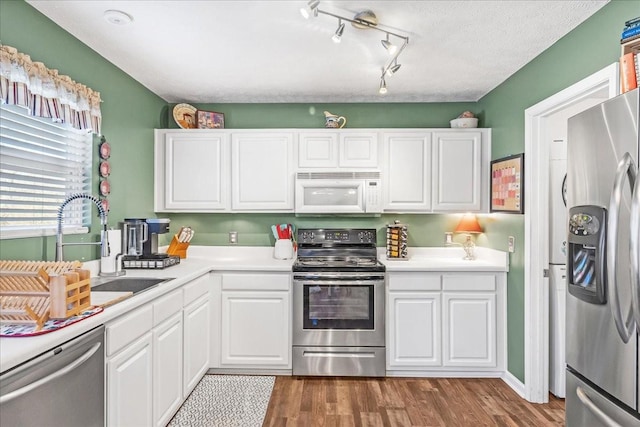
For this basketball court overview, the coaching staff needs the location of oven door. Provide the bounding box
[292,275,385,347]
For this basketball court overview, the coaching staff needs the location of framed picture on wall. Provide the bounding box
[490,153,524,214]
[197,110,225,129]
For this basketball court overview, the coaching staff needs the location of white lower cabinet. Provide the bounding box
[387,292,441,367]
[107,332,153,427]
[183,294,211,395]
[106,274,212,427]
[153,312,183,427]
[386,271,505,375]
[217,273,291,369]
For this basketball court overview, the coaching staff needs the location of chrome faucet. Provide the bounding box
[55,193,110,262]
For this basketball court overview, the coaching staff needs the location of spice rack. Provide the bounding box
[0,261,91,329]
[386,221,408,260]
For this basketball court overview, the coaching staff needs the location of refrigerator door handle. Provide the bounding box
[607,152,637,343]
[630,171,640,330]
[576,386,623,427]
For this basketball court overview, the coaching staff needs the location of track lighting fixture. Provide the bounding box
[332,19,345,43]
[300,0,320,19]
[379,78,388,95]
[385,60,401,77]
[381,34,397,55]
[301,1,409,94]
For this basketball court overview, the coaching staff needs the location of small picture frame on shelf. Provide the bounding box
[197,110,225,129]
[490,153,524,214]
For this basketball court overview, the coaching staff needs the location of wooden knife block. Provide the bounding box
[166,235,190,259]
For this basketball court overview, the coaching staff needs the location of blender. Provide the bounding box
[120,218,180,269]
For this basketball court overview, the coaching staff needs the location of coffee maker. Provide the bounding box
[120,218,180,269]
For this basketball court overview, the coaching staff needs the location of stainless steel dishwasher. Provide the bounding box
[0,325,105,427]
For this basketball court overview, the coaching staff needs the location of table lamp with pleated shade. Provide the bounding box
[454,214,483,260]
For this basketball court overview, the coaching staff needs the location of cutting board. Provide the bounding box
[91,291,133,308]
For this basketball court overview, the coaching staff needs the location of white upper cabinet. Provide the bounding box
[298,131,378,169]
[298,132,338,168]
[154,130,229,212]
[432,130,486,212]
[231,132,295,211]
[382,132,432,211]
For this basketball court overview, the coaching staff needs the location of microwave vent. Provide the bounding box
[296,171,380,180]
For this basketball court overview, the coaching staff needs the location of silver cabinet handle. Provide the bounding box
[576,386,623,427]
[631,172,640,331]
[607,152,637,343]
[0,342,101,404]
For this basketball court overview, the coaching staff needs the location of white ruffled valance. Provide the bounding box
[0,43,102,134]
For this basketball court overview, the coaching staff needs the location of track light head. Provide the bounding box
[385,62,402,77]
[332,20,345,43]
[381,34,397,54]
[300,0,320,19]
[379,78,387,94]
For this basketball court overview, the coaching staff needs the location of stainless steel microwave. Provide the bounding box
[294,171,382,214]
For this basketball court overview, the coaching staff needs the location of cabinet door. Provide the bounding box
[432,131,482,211]
[387,292,441,368]
[442,292,496,367]
[163,131,229,211]
[220,291,290,367]
[107,333,153,427]
[183,294,211,396]
[231,132,294,210]
[153,313,183,427]
[383,132,432,211]
[298,132,338,168]
[339,132,379,168]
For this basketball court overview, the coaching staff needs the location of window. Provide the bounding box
[0,104,93,239]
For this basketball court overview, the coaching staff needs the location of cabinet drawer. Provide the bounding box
[183,274,210,306]
[222,273,290,291]
[106,304,153,356]
[442,274,496,291]
[153,289,182,325]
[388,273,441,291]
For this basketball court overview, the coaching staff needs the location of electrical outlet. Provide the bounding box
[508,236,515,253]
[229,231,238,244]
[445,232,453,245]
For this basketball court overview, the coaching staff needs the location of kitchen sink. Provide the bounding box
[91,277,174,295]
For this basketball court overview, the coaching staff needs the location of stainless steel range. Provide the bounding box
[292,228,386,377]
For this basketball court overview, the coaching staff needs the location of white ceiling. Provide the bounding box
[26,0,608,103]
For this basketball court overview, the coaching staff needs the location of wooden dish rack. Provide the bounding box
[0,261,91,330]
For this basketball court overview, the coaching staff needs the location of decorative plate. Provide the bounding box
[173,103,197,129]
[99,161,111,177]
[99,141,111,159]
[99,180,111,196]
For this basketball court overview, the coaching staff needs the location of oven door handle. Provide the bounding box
[294,278,384,285]
[293,274,385,281]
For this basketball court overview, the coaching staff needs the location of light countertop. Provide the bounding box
[1,245,507,373]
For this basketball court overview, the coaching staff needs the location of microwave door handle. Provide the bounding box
[630,171,640,331]
[607,152,637,343]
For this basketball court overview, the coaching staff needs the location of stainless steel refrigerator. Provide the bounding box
[566,88,640,426]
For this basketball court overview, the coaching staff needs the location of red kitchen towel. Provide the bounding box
[0,306,103,337]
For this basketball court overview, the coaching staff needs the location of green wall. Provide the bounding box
[0,0,167,262]
[478,0,640,382]
[1,0,638,384]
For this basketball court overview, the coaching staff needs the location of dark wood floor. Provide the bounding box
[263,376,565,427]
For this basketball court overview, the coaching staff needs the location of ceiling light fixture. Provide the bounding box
[385,60,402,77]
[301,1,409,94]
[381,34,397,55]
[300,0,320,19]
[103,9,133,26]
[332,19,345,43]
[379,78,387,95]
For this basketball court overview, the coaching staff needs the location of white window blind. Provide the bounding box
[0,104,93,239]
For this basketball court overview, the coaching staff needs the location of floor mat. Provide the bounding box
[168,374,275,427]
